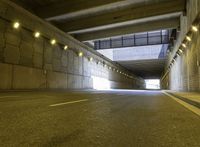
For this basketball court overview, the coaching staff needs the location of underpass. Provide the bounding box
[0,0,200,146]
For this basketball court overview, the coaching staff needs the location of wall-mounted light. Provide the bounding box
[64,45,68,50]
[34,32,40,38]
[78,52,83,57]
[182,43,186,48]
[179,49,183,54]
[13,22,20,29]
[50,39,56,45]
[89,57,93,61]
[192,25,198,32]
[186,36,191,42]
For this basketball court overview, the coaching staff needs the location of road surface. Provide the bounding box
[0,90,200,147]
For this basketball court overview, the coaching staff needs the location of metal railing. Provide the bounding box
[94,30,169,50]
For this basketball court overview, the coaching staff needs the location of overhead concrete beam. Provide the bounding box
[118,59,166,78]
[35,0,123,19]
[57,0,185,32]
[74,17,180,41]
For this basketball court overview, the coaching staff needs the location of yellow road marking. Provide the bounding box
[162,91,200,116]
[49,99,88,107]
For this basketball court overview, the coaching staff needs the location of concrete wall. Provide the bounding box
[161,0,200,91]
[113,45,167,61]
[0,0,145,90]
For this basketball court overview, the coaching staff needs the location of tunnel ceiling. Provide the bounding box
[118,59,166,79]
[11,0,185,41]
[11,0,186,79]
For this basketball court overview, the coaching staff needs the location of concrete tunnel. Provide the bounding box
[0,0,200,146]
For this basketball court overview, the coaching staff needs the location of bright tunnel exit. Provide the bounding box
[145,79,160,89]
[92,76,111,90]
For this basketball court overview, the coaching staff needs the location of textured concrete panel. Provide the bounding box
[78,57,83,75]
[5,31,21,46]
[33,53,43,68]
[53,46,62,59]
[44,42,53,64]
[21,30,34,43]
[44,63,52,70]
[0,63,12,89]
[0,2,7,17]
[60,66,67,73]
[53,58,62,72]
[13,65,46,89]
[0,32,4,61]
[83,77,92,89]
[67,50,74,74]
[67,74,75,89]
[0,33,5,46]
[33,39,44,54]
[19,42,34,66]
[61,52,68,67]
[74,75,82,89]
[20,42,34,58]
[74,54,79,74]
[47,71,67,88]
[83,57,90,76]
[4,44,20,64]
[19,56,33,66]
[0,51,3,62]
[67,74,83,89]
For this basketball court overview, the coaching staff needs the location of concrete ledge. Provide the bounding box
[163,91,200,116]
[167,92,200,109]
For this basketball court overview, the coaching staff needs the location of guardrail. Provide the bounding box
[94,30,169,50]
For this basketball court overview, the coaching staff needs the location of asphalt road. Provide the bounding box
[0,90,200,147]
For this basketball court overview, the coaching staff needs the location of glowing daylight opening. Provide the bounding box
[145,79,160,89]
[92,76,111,90]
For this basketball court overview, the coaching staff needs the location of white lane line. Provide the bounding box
[162,91,200,116]
[49,99,88,107]
[0,96,20,99]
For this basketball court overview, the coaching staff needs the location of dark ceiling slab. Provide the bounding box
[10,0,184,36]
[118,59,166,79]
[56,0,184,32]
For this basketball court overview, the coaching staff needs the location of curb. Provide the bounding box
[166,92,200,109]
